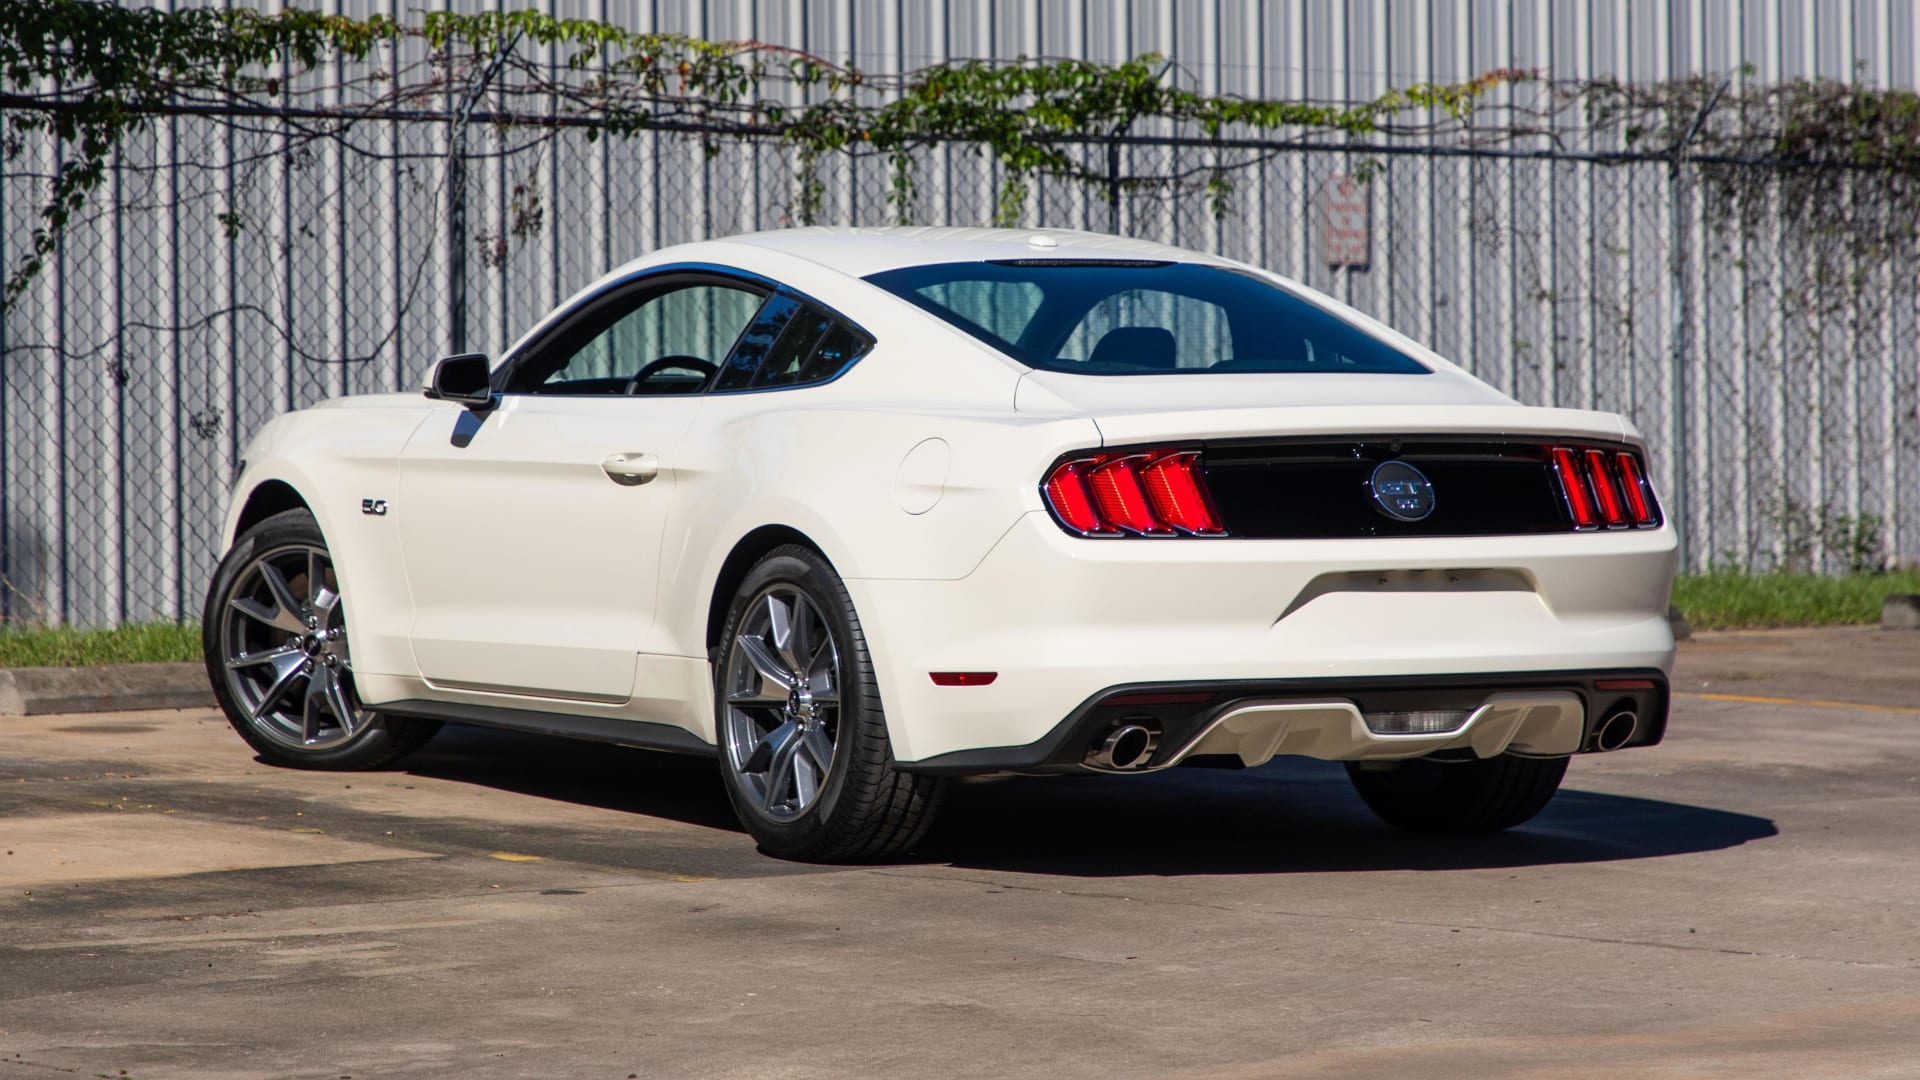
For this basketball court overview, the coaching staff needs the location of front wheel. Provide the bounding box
[714,545,945,862]
[203,507,439,770]
[1345,754,1568,834]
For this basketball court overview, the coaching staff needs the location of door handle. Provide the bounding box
[601,452,659,486]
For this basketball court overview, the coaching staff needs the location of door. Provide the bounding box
[396,274,768,702]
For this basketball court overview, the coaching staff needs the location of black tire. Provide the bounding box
[202,507,439,770]
[713,544,945,862]
[1345,753,1568,834]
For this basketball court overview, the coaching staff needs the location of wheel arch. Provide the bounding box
[705,524,826,655]
[230,479,312,545]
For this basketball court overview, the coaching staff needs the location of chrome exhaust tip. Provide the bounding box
[1089,724,1157,770]
[1592,709,1639,752]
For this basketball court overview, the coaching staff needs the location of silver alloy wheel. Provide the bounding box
[218,542,366,751]
[722,585,842,823]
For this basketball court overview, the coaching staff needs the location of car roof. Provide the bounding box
[616,226,1232,281]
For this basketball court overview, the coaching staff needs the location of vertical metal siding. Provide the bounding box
[4,0,1919,629]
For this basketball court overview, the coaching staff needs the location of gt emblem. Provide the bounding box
[361,498,389,516]
[1368,461,1435,522]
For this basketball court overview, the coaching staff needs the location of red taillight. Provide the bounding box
[1042,459,1115,535]
[1138,452,1226,535]
[1584,449,1629,528]
[1551,445,1661,531]
[1614,452,1657,526]
[1086,456,1173,535]
[1041,449,1228,537]
[1550,447,1598,529]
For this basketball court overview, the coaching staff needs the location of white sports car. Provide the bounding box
[204,226,1677,861]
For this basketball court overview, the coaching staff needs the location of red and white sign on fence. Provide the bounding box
[1322,174,1371,268]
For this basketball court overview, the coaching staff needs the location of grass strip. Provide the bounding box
[1673,569,1920,631]
[0,621,203,668]
[0,570,1913,665]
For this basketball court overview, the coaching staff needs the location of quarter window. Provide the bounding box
[715,294,874,392]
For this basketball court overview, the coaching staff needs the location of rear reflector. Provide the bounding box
[1043,448,1228,537]
[930,672,997,686]
[1594,678,1657,691]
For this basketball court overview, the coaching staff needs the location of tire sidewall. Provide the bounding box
[713,547,871,855]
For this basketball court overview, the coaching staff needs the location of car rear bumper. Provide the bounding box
[895,669,1668,775]
[848,512,1678,765]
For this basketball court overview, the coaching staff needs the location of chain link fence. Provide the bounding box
[4,103,1917,627]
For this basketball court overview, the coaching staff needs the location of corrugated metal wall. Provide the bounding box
[4,1,1918,627]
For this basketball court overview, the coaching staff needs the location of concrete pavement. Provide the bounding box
[1,628,1917,1078]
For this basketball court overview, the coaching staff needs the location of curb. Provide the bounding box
[0,662,214,716]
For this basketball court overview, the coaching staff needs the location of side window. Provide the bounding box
[712,294,801,392]
[714,293,874,392]
[750,305,834,388]
[510,279,766,395]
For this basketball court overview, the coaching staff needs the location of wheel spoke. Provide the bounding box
[780,593,815,675]
[248,655,308,722]
[227,644,302,671]
[323,667,358,737]
[230,596,305,635]
[801,726,834,775]
[805,640,838,704]
[791,748,819,808]
[735,634,794,698]
[302,668,334,743]
[258,562,309,631]
[764,593,797,670]
[760,721,802,813]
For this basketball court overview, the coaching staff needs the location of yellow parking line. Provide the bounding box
[1679,691,1920,716]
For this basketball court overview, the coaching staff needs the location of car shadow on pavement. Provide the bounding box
[920,758,1779,877]
[402,726,1776,877]
[400,723,742,833]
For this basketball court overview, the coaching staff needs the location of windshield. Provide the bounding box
[863,260,1429,376]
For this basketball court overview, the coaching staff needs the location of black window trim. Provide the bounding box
[492,262,877,397]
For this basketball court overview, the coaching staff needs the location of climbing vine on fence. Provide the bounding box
[1,0,1511,312]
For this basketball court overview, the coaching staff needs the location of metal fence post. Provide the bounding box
[445,31,523,356]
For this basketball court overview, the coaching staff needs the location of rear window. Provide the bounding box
[864,260,1429,376]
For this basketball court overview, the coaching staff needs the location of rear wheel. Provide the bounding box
[203,508,439,770]
[714,545,945,862]
[1345,754,1568,834]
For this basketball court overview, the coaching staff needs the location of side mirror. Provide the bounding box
[423,353,494,410]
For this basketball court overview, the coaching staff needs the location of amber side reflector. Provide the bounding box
[930,672,997,686]
[1594,678,1657,691]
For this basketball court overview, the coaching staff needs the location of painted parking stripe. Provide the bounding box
[1678,691,1920,716]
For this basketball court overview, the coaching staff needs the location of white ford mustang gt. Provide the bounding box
[204,226,1677,861]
